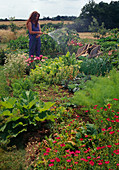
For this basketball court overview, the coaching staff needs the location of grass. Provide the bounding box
[0,147,26,170]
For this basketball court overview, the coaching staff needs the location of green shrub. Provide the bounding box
[0,48,7,65]
[0,24,9,30]
[4,52,29,78]
[11,77,34,98]
[7,35,29,50]
[71,69,119,107]
[79,57,113,76]
[0,90,56,145]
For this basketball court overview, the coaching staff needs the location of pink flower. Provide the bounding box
[105,161,110,164]
[97,110,100,112]
[56,137,60,139]
[74,162,78,164]
[40,55,43,58]
[60,143,65,147]
[85,110,89,112]
[108,51,112,55]
[89,160,94,166]
[70,151,75,154]
[113,98,119,101]
[39,64,41,66]
[43,152,48,156]
[80,158,88,162]
[49,163,54,167]
[116,163,119,166]
[115,143,119,145]
[77,43,83,46]
[107,145,112,148]
[85,135,88,137]
[107,127,112,130]
[55,158,60,162]
[66,159,71,162]
[102,128,106,131]
[98,162,103,165]
[66,150,70,153]
[87,156,91,159]
[46,148,51,152]
[44,56,48,59]
[109,131,115,134]
[31,55,34,57]
[75,150,80,153]
[41,59,45,62]
[50,159,55,162]
[107,118,110,121]
[53,141,57,143]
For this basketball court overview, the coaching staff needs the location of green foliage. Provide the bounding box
[40,34,61,56]
[61,73,91,92]
[0,24,9,30]
[71,69,119,107]
[30,52,81,85]
[79,57,113,76]
[7,35,29,50]
[0,66,10,98]
[89,16,107,38]
[0,90,56,145]
[11,77,34,98]
[0,48,7,65]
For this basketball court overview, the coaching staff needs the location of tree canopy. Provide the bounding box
[79,0,119,29]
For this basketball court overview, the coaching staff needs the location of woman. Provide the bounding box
[26,11,43,58]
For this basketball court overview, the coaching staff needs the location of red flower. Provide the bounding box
[79,138,83,141]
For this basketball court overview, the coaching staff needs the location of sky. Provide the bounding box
[0,0,118,19]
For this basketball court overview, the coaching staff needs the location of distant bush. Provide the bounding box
[0,24,9,30]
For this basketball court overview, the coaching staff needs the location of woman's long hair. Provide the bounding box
[26,11,40,28]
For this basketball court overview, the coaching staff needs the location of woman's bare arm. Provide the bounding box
[28,22,43,35]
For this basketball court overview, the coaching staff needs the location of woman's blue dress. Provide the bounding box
[28,22,41,57]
